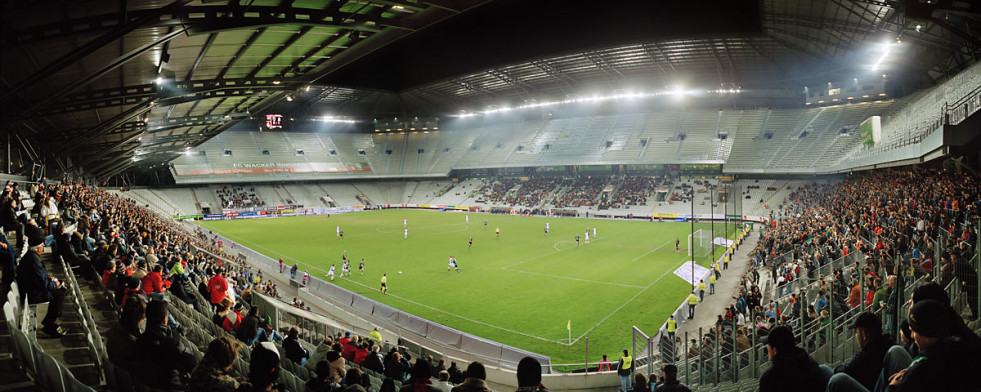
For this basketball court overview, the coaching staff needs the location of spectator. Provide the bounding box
[446,362,463,384]
[883,299,981,391]
[15,226,69,337]
[142,263,167,300]
[652,364,690,392]
[306,361,336,392]
[758,326,828,392]
[284,327,311,366]
[433,371,453,392]
[450,362,491,392]
[400,357,440,392]
[133,300,198,391]
[827,312,895,391]
[628,373,647,392]
[364,341,385,374]
[249,341,282,392]
[189,336,244,392]
[106,296,145,370]
[305,337,336,373]
[236,306,261,345]
[208,269,229,311]
[515,357,547,392]
[256,318,284,342]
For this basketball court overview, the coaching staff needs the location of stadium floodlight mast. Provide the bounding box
[690,177,695,292]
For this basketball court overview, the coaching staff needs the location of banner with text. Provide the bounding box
[174,162,371,177]
[673,261,712,287]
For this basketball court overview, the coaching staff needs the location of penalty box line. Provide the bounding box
[570,256,691,345]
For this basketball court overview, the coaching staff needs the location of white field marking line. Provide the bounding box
[631,241,672,262]
[338,275,562,343]
[201,222,565,344]
[569,256,691,345]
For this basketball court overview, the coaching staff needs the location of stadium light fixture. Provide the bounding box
[155,77,163,85]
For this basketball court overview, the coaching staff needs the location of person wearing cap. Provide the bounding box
[653,364,690,392]
[883,299,981,392]
[827,312,896,391]
[515,356,547,392]
[758,325,828,392]
[15,224,69,337]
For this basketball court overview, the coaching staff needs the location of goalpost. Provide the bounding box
[687,229,713,258]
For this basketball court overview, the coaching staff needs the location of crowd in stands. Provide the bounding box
[599,176,662,209]
[502,178,561,207]
[218,185,265,210]
[660,163,981,391]
[550,177,607,208]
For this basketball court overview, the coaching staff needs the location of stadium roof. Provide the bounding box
[2,0,980,178]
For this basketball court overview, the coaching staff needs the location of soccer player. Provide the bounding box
[380,274,387,294]
[342,250,347,261]
[676,237,680,252]
[339,230,344,240]
[483,220,487,230]
[593,227,597,238]
[342,261,350,277]
[576,234,580,246]
[584,230,590,244]
[465,215,469,224]
[358,258,365,276]
[336,226,340,237]
[468,236,473,248]
[326,264,336,281]
[404,228,408,239]
[495,226,500,238]
[403,218,407,228]
[545,223,549,237]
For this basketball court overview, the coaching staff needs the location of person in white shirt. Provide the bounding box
[326,264,335,281]
[433,370,453,392]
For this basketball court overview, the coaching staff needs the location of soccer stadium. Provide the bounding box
[1,0,980,391]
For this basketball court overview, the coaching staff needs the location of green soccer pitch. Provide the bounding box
[196,209,736,366]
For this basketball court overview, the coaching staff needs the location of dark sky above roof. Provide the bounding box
[322,0,763,91]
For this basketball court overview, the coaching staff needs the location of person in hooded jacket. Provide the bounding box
[758,325,828,392]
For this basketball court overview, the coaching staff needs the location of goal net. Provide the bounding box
[688,229,713,258]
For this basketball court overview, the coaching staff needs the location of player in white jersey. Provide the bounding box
[593,227,597,238]
[465,214,469,223]
[584,231,590,244]
[326,264,336,281]
[336,226,340,237]
[342,261,350,276]
[404,228,408,239]
[404,218,407,228]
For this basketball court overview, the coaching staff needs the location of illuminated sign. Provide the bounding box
[265,114,283,129]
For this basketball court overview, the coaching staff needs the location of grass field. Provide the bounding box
[196,209,736,366]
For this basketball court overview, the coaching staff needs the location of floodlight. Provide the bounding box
[155,77,163,85]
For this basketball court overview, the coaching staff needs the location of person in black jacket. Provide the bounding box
[828,312,896,391]
[653,364,691,392]
[133,300,198,391]
[284,327,310,365]
[758,326,829,392]
[364,344,386,375]
[1,198,24,248]
[15,226,68,337]
[884,299,981,392]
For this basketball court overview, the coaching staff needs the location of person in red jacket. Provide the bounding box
[220,302,243,333]
[208,269,228,311]
[353,341,369,365]
[142,264,166,300]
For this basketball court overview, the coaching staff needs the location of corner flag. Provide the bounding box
[567,320,571,344]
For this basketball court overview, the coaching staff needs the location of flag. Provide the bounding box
[567,320,571,331]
